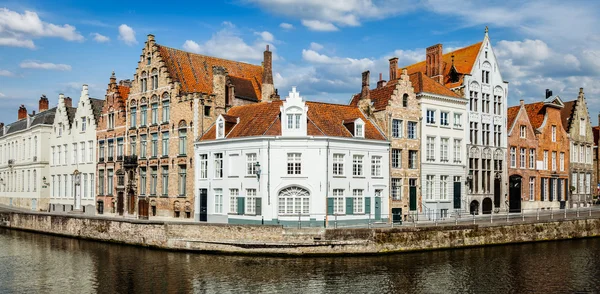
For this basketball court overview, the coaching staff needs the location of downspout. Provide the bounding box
[268,139,271,206]
[325,138,330,226]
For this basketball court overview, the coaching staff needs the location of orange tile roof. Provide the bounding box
[229,76,258,101]
[401,42,483,88]
[157,45,263,99]
[523,102,546,129]
[119,85,130,100]
[201,100,385,141]
[560,100,577,132]
[507,105,521,131]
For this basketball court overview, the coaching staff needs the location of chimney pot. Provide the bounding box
[389,57,398,81]
[64,97,73,108]
[520,99,524,106]
[362,71,370,87]
[18,105,27,120]
[426,44,443,79]
[545,89,553,99]
[38,95,49,112]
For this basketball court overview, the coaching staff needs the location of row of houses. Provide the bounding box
[0,29,596,225]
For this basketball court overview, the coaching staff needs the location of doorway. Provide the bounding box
[470,200,479,215]
[509,175,522,213]
[494,177,501,208]
[117,192,124,216]
[128,191,136,215]
[453,181,461,209]
[199,189,207,222]
[482,198,493,214]
[374,190,381,221]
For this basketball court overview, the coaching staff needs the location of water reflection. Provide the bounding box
[1,228,600,293]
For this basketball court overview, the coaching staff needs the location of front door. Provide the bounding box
[509,175,522,213]
[117,192,124,216]
[392,208,402,223]
[453,182,461,209]
[199,189,208,222]
[138,198,149,219]
[409,187,417,211]
[494,178,501,208]
[128,192,136,215]
[374,190,381,221]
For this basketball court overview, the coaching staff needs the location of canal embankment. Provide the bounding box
[1,210,600,256]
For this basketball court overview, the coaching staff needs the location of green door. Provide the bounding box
[374,189,382,221]
[409,186,417,211]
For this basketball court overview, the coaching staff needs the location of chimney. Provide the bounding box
[18,105,27,120]
[31,111,36,116]
[38,95,49,112]
[426,44,443,84]
[545,89,553,99]
[377,73,386,88]
[360,70,370,100]
[389,57,398,81]
[520,99,524,106]
[261,45,275,102]
[271,88,280,100]
[64,97,73,108]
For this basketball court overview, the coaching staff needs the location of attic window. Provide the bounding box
[355,121,364,138]
[402,94,408,107]
[485,51,488,58]
[216,119,225,139]
[147,56,151,65]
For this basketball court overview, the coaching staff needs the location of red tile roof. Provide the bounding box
[119,85,130,100]
[201,100,385,141]
[401,42,483,88]
[507,105,521,131]
[523,102,546,129]
[157,45,263,99]
[560,100,577,132]
[229,76,258,101]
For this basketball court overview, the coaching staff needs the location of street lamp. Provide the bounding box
[73,169,82,211]
[255,162,261,180]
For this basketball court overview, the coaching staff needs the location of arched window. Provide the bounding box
[278,186,310,215]
[141,71,148,92]
[402,94,408,107]
[151,68,158,90]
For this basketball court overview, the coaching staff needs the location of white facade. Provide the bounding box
[463,31,509,214]
[0,106,55,211]
[49,85,100,215]
[420,93,468,219]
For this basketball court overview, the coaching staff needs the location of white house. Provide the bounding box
[413,72,469,219]
[49,85,103,215]
[194,87,390,226]
[0,97,55,211]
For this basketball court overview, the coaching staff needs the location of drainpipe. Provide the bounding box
[267,139,271,206]
[325,138,330,226]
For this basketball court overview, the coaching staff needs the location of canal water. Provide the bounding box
[1,229,600,294]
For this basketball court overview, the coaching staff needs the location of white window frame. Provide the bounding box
[510,147,516,168]
[229,189,239,213]
[529,149,535,169]
[453,113,462,128]
[371,156,382,177]
[245,189,257,215]
[352,155,363,176]
[529,177,535,201]
[520,125,526,138]
[287,153,301,175]
[333,154,344,176]
[246,153,257,176]
[551,125,556,142]
[214,153,223,178]
[332,189,344,214]
[214,189,223,214]
[520,148,526,169]
[392,119,402,138]
[352,189,364,214]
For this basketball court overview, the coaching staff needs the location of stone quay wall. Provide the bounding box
[1,211,600,256]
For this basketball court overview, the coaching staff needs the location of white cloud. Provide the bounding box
[118,24,137,45]
[301,20,338,32]
[92,33,109,43]
[309,42,323,51]
[0,92,5,97]
[279,23,294,30]
[0,69,14,77]
[20,61,71,71]
[0,8,83,49]
[182,23,275,62]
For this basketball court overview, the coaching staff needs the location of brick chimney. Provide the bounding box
[18,105,27,120]
[426,44,443,84]
[360,70,370,100]
[39,95,49,112]
[261,45,275,102]
[64,97,73,108]
[377,73,386,88]
[389,57,398,81]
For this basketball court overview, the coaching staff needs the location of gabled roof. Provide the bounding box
[507,105,521,132]
[560,100,577,132]
[523,102,546,130]
[229,76,258,101]
[90,98,105,123]
[201,100,385,141]
[2,107,57,137]
[157,45,263,99]
[402,42,483,88]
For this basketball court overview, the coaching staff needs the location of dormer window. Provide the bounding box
[287,113,301,129]
[58,123,63,136]
[280,87,308,137]
[355,122,364,138]
[216,118,224,139]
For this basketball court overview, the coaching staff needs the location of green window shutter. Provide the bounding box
[365,197,371,214]
[346,197,354,215]
[237,197,245,215]
[256,198,262,216]
[327,198,334,215]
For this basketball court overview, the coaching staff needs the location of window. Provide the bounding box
[529,149,535,169]
[408,150,417,169]
[392,119,402,138]
[217,120,224,139]
[229,189,239,213]
[425,175,434,200]
[141,72,148,92]
[352,155,363,176]
[107,169,114,196]
[543,150,548,170]
[355,122,364,138]
[552,151,557,171]
[178,166,186,196]
[453,139,461,163]
[162,100,169,123]
[470,91,478,112]
[140,135,147,158]
[179,128,187,155]
[199,154,208,179]
[470,122,478,144]
[482,70,490,84]
[63,144,67,164]
[204,106,211,117]
[295,114,301,129]
[408,122,417,139]
[580,144,584,163]
[287,153,301,175]
[333,154,344,176]
[161,132,169,156]
[151,133,158,157]
[580,173,585,195]
[160,167,169,196]
[246,153,257,176]
[572,173,578,194]
[332,189,344,214]
[453,113,462,128]
[560,152,565,171]
[107,140,114,159]
[551,125,556,142]
[278,187,310,215]
[391,178,402,200]
[214,189,223,214]
[130,107,137,128]
[117,139,123,158]
[150,167,157,195]
[510,147,516,168]
[402,94,408,107]
[586,146,591,164]
[483,123,490,145]
[141,105,147,126]
[130,137,137,156]
[72,143,77,164]
[440,112,449,126]
[440,138,448,162]
[371,156,381,177]
[151,68,158,90]
[520,148,526,169]
[108,113,115,129]
[494,95,502,115]
[586,174,591,194]
[80,142,85,163]
[440,176,448,200]
[483,94,490,113]
[520,125,526,138]
[580,118,585,136]
[426,136,435,162]
[151,103,158,124]
[287,114,301,129]
[352,189,364,214]
[214,153,223,178]
[529,177,535,201]
[58,123,63,136]
[391,149,401,169]
[426,110,435,124]
[81,117,87,132]
[140,168,146,195]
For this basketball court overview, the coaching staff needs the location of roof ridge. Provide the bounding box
[157,44,263,69]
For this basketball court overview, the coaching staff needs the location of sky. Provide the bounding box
[0,0,599,124]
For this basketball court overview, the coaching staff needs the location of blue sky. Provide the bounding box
[1,0,600,124]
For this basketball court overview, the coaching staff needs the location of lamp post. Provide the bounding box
[73,169,82,211]
[255,162,261,180]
